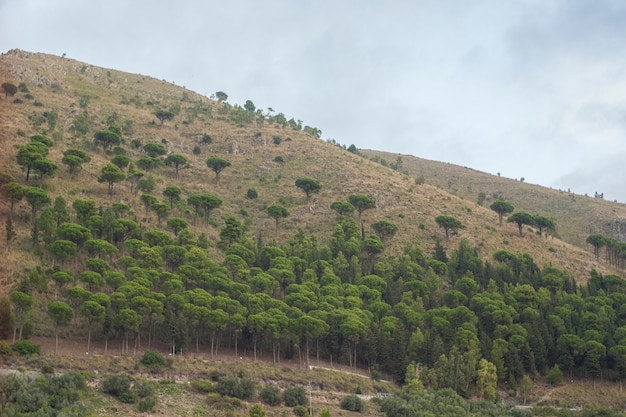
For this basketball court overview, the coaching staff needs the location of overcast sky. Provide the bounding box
[2,0,626,201]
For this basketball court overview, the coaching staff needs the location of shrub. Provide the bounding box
[260,384,281,406]
[249,403,266,417]
[135,379,154,398]
[246,188,258,199]
[119,389,137,404]
[274,156,284,163]
[293,405,308,417]
[191,379,215,393]
[283,386,306,407]
[216,376,255,400]
[102,374,132,397]
[12,339,41,356]
[0,341,12,355]
[138,395,157,412]
[141,350,165,367]
[193,145,201,155]
[341,394,365,412]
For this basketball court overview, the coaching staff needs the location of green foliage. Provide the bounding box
[206,155,231,183]
[141,350,165,367]
[216,376,255,400]
[341,394,365,412]
[154,109,174,124]
[247,188,258,199]
[260,384,281,406]
[2,82,18,97]
[249,403,265,417]
[295,178,321,205]
[507,212,535,236]
[12,339,41,355]
[191,379,216,393]
[293,405,309,417]
[283,386,306,407]
[137,395,157,412]
[102,373,132,397]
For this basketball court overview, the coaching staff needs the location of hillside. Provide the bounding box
[0,50,615,284]
[361,149,626,250]
[4,49,626,417]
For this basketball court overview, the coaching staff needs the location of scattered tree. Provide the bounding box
[267,204,289,236]
[507,212,535,236]
[154,109,174,125]
[206,156,231,183]
[215,91,228,102]
[490,200,514,226]
[296,178,322,208]
[98,162,126,195]
[164,154,188,178]
[1,82,18,98]
[16,142,49,181]
[94,129,121,151]
[435,215,464,242]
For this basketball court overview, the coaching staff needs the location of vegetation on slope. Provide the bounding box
[2,49,626,416]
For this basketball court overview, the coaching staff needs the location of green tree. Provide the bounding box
[151,202,170,226]
[520,375,533,405]
[31,158,57,180]
[30,134,53,147]
[53,196,70,226]
[206,156,231,183]
[163,186,182,209]
[166,217,188,236]
[0,181,24,219]
[1,82,18,98]
[24,186,51,226]
[267,204,289,236]
[244,100,256,112]
[10,291,33,342]
[330,201,355,217]
[143,143,167,158]
[348,194,376,237]
[164,154,188,178]
[507,212,535,236]
[47,239,77,267]
[16,142,49,181]
[435,215,464,242]
[296,178,322,208]
[489,200,514,226]
[115,308,142,354]
[94,129,121,151]
[534,215,555,237]
[586,234,606,260]
[154,109,174,125]
[47,301,73,354]
[371,220,398,244]
[476,358,498,401]
[215,91,228,102]
[98,162,126,195]
[187,193,222,225]
[80,300,105,353]
[110,154,130,169]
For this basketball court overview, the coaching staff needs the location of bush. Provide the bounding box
[216,376,255,400]
[249,403,266,417]
[191,379,215,393]
[134,379,154,398]
[119,389,137,404]
[283,386,306,407]
[341,394,365,412]
[273,156,284,163]
[12,339,41,356]
[138,395,157,412]
[246,189,258,199]
[260,384,281,406]
[0,341,12,356]
[102,374,132,397]
[141,350,165,367]
[293,405,309,417]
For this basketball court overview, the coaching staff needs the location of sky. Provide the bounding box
[2,0,626,201]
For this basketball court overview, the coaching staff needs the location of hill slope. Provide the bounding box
[0,49,616,286]
[361,149,626,250]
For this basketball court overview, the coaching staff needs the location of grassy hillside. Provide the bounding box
[361,149,626,250]
[0,50,616,288]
